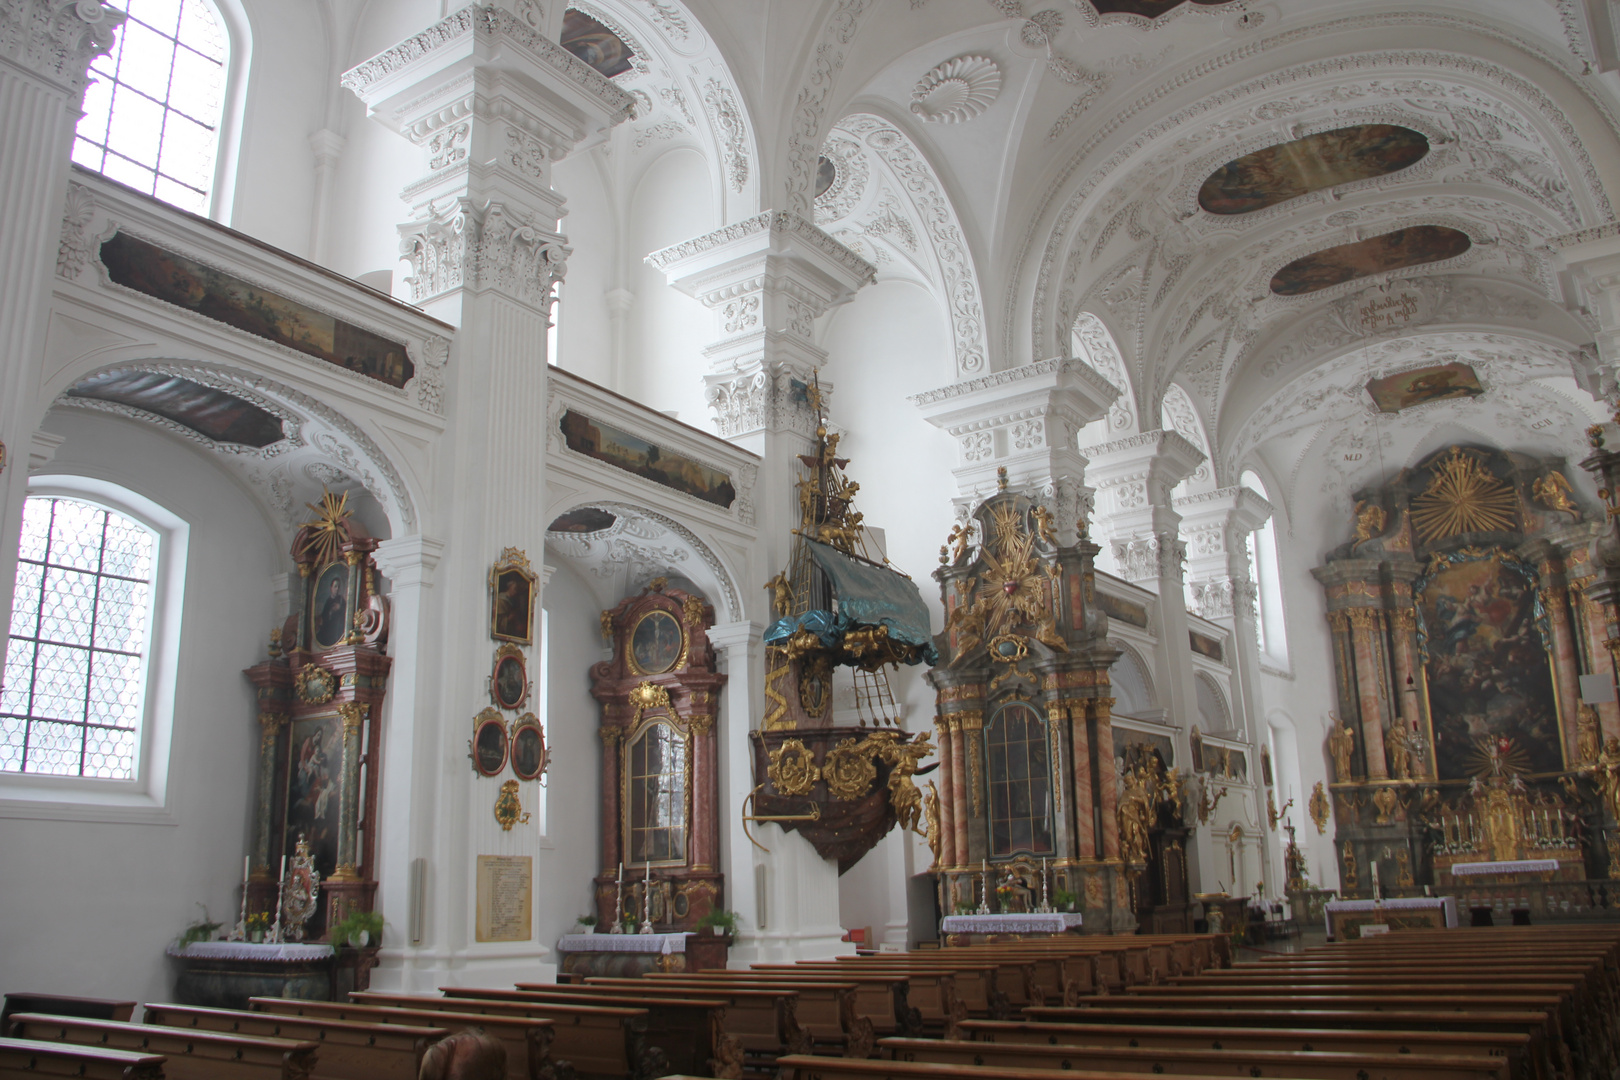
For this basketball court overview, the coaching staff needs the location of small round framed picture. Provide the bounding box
[471,707,509,777]
[510,713,548,781]
[491,644,528,710]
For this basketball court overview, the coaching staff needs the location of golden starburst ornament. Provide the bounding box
[297,489,352,566]
[1410,446,1518,543]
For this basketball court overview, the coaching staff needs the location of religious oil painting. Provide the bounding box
[492,647,527,711]
[560,409,736,509]
[310,563,351,649]
[510,715,547,781]
[1270,225,1472,297]
[631,609,684,675]
[560,9,634,78]
[1091,0,1237,17]
[1189,630,1224,662]
[285,715,343,879]
[1199,125,1430,215]
[491,567,535,645]
[472,710,509,777]
[547,507,617,533]
[1365,362,1485,414]
[1097,590,1150,628]
[1418,553,1563,780]
[98,231,414,388]
[986,700,1054,857]
[67,370,285,448]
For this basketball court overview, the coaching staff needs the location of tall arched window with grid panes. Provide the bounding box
[72,0,228,216]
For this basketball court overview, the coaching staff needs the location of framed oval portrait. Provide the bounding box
[491,645,527,710]
[310,563,351,648]
[511,713,548,781]
[471,708,508,777]
[630,609,684,675]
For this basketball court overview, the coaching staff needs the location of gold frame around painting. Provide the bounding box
[628,607,686,675]
[491,644,528,711]
[510,712,548,782]
[490,547,538,645]
[470,706,509,777]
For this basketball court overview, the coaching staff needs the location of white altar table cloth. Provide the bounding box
[167,941,333,961]
[1323,896,1457,937]
[1450,859,1560,876]
[556,932,691,954]
[940,913,1083,934]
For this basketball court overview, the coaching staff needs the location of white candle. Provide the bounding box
[617,862,623,883]
[243,855,250,884]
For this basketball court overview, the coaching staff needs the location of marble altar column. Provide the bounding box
[1346,609,1391,781]
[0,0,121,662]
[252,712,289,878]
[1386,609,1427,777]
[345,7,631,988]
[1071,700,1097,859]
[332,702,367,880]
[934,715,957,870]
[1090,697,1121,859]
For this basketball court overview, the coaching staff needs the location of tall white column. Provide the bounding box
[344,5,630,986]
[1555,225,1620,405]
[0,0,122,672]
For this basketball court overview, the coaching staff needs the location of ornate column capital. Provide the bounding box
[398,197,569,307]
[0,0,122,96]
[373,534,447,590]
[1188,575,1258,622]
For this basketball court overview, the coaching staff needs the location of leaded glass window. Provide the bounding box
[72,0,228,215]
[626,720,686,863]
[2,497,156,778]
[986,700,1054,856]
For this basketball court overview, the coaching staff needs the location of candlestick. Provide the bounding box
[270,855,287,944]
[1370,858,1380,901]
[233,855,249,941]
[1039,857,1050,913]
[641,861,653,932]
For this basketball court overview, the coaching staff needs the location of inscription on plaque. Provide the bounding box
[475,855,533,943]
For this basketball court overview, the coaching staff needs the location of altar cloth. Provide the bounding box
[1324,896,1457,937]
[167,941,334,961]
[940,913,1083,934]
[1450,859,1561,876]
[556,932,690,954]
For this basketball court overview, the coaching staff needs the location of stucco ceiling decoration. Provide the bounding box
[1016,15,1617,367]
[910,54,1001,123]
[545,500,739,618]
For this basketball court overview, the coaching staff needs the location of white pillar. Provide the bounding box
[0,0,122,673]
[344,6,630,986]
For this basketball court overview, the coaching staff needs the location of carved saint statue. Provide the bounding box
[1116,769,1153,872]
[1531,470,1580,518]
[764,572,794,618]
[1341,840,1359,890]
[923,780,942,866]
[1351,500,1387,550]
[1030,504,1058,548]
[1328,717,1356,782]
[1577,704,1602,766]
[1385,722,1412,781]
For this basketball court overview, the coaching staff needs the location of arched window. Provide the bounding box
[1240,470,1288,666]
[985,700,1054,856]
[3,495,156,778]
[625,719,686,863]
[72,0,228,215]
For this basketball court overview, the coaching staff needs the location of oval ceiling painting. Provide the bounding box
[561,9,635,79]
[1199,124,1430,215]
[1092,0,1237,16]
[1269,225,1471,297]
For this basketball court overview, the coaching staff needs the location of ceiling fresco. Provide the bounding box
[1198,125,1431,215]
[547,507,618,533]
[561,9,635,78]
[1365,362,1485,414]
[1269,225,1472,297]
[66,369,286,448]
[1090,0,1238,17]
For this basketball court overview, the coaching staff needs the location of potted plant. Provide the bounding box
[688,909,738,972]
[245,912,272,943]
[1052,889,1078,913]
[576,913,598,934]
[328,909,383,948]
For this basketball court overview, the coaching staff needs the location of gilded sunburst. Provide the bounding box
[297,489,352,566]
[1410,447,1518,543]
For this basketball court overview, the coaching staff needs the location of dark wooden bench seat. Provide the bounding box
[141,1002,445,1080]
[648,970,906,1040]
[249,997,556,1080]
[576,977,807,1069]
[627,974,870,1057]
[6,1014,315,1080]
[877,1035,1507,1080]
[451,986,742,1079]
[0,1036,166,1079]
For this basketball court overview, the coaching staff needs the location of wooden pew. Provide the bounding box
[877,1035,1507,1080]
[449,987,742,1079]
[343,991,651,1080]
[626,974,871,1057]
[650,970,908,1040]
[0,996,136,1031]
[6,1014,316,1080]
[141,1003,445,1080]
[0,1036,166,1079]
[250,998,555,1080]
[958,1018,1534,1080]
[576,978,807,1069]
[751,966,959,1038]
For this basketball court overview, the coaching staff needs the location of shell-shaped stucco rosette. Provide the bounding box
[910,55,1002,124]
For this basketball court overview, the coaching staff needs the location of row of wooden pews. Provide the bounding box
[651,926,1616,1080]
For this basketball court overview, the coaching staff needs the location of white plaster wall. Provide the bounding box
[625,148,718,427]
[533,563,607,949]
[0,409,282,1004]
[553,150,618,389]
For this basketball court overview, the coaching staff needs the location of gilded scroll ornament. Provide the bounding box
[494,779,530,831]
[629,681,673,725]
[767,738,820,796]
[823,736,879,800]
[1372,786,1399,825]
[1410,446,1519,542]
[923,780,942,865]
[1350,500,1387,550]
[295,664,337,705]
[1309,781,1330,834]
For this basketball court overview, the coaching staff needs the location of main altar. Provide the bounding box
[1312,441,1620,921]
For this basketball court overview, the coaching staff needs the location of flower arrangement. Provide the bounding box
[245,912,272,942]
[995,884,1017,911]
